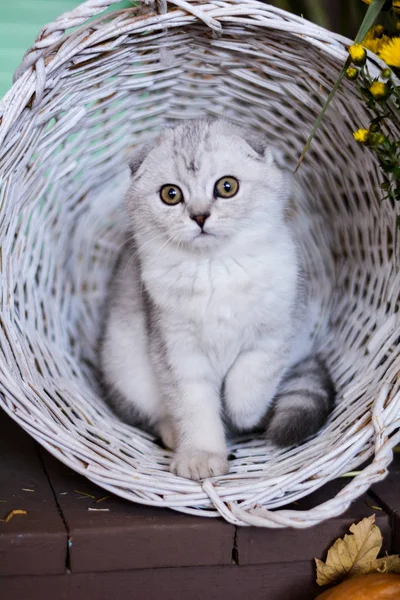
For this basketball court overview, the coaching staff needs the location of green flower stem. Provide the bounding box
[296,0,387,170]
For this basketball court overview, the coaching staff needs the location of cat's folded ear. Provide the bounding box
[264,146,288,170]
[128,140,156,176]
[244,133,288,170]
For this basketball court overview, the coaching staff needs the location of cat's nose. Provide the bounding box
[190,213,210,229]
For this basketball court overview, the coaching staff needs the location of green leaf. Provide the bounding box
[354,0,387,44]
[295,57,351,171]
[296,0,387,170]
[380,164,394,173]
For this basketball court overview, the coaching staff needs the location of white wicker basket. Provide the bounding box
[0,0,399,528]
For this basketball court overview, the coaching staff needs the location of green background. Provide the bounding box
[0,0,133,97]
[0,1,365,98]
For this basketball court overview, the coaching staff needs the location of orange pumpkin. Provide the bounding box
[315,573,400,599]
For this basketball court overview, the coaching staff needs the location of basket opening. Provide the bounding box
[1,19,398,512]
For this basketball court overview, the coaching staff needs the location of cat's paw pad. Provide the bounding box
[171,451,228,480]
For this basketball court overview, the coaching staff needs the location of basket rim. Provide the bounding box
[0,0,391,144]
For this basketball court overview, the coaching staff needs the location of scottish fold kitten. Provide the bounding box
[100,119,335,480]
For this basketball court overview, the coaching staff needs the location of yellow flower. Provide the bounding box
[378,37,400,68]
[363,36,383,55]
[353,129,369,143]
[369,81,390,99]
[349,44,367,65]
[364,24,385,38]
[374,25,386,36]
[362,29,390,55]
[362,0,400,9]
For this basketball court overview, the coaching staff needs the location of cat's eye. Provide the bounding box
[214,176,239,199]
[160,184,183,205]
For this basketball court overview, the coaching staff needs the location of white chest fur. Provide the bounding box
[143,238,298,374]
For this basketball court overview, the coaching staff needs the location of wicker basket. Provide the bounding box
[0,0,399,528]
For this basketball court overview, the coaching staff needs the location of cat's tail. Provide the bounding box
[266,356,335,447]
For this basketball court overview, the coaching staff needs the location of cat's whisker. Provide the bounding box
[229,257,249,275]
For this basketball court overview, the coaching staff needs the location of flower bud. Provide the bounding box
[345,67,359,80]
[368,132,386,145]
[369,122,381,133]
[369,81,390,100]
[349,44,367,65]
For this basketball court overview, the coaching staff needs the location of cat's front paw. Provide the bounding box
[171,451,229,480]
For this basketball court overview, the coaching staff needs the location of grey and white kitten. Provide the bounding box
[100,119,334,480]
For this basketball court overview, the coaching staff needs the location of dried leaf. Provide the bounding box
[372,555,400,574]
[0,509,28,523]
[339,471,362,478]
[96,495,110,503]
[316,515,382,586]
[74,489,96,499]
[365,500,383,511]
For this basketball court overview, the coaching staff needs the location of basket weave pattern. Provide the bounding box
[0,0,399,527]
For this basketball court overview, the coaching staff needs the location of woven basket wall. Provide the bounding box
[0,0,399,528]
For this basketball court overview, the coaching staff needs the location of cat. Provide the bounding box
[100,119,335,480]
